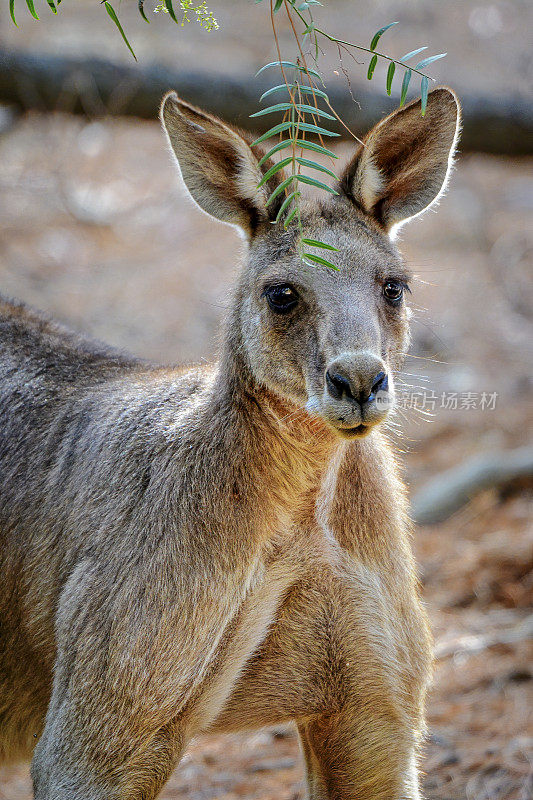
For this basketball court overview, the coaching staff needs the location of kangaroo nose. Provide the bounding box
[326,370,354,401]
[368,371,388,401]
[326,365,389,406]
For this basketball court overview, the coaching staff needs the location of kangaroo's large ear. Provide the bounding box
[160,92,285,236]
[339,87,460,235]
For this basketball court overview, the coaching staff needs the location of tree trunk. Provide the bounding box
[1,47,532,154]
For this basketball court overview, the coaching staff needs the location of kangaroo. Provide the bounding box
[0,87,459,799]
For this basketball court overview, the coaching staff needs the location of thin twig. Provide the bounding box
[291,5,436,82]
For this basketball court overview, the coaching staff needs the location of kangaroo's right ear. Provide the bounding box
[160,92,285,236]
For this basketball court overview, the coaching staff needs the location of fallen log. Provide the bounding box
[411,446,533,525]
[1,46,532,154]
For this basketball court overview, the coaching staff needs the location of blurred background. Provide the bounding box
[0,1,531,798]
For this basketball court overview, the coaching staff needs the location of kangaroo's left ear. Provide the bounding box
[339,87,460,235]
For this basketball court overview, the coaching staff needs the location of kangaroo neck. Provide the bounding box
[209,338,340,523]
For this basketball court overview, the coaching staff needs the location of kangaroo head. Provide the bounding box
[161,88,459,439]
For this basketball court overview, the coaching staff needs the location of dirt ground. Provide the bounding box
[0,108,531,799]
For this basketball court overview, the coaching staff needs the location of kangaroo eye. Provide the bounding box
[264,284,299,314]
[383,281,404,304]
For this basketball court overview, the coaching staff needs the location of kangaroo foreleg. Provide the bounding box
[297,712,421,800]
[212,567,428,800]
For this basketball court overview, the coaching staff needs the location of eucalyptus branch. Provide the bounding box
[8,0,447,271]
[252,0,447,271]
[9,1,219,59]
[291,6,440,83]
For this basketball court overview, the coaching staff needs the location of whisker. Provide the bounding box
[401,353,449,365]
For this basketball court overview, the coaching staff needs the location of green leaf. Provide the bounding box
[420,75,429,116]
[104,3,137,61]
[25,0,40,20]
[46,0,57,14]
[295,175,338,195]
[293,121,339,137]
[9,0,17,26]
[400,69,412,106]
[302,253,339,270]
[370,21,398,52]
[294,139,338,159]
[250,103,296,118]
[295,157,337,179]
[256,61,322,82]
[296,85,329,103]
[252,122,339,148]
[400,46,427,63]
[251,122,294,146]
[265,176,295,207]
[257,157,293,188]
[251,103,334,121]
[301,238,340,251]
[138,0,150,23]
[260,84,329,103]
[284,207,299,228]
[295,103,336,120]
[275,191,301,223]
[258,140,294,166]
[250,103,335,121]
[274,0,284,11]
[164,0,179,23]
[415,53,447,69]
[260,84,293,102]
[386,62,395,96]
[367,54,378,81]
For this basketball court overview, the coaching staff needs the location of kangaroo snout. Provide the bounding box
[320,353,394,436]
[326,362,388,406]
